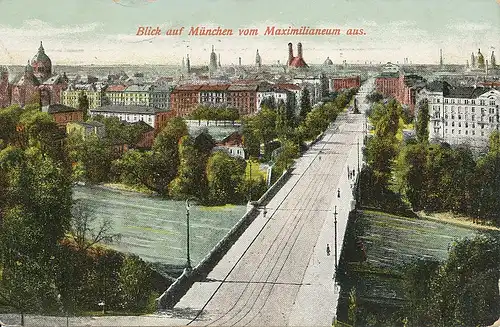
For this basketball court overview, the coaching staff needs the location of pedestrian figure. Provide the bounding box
[337,188,341,198]
[347,165,350,176]
[263,206,267,218]
[352,169,355,177]
[326,244,331,256]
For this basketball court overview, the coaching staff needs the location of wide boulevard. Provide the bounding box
[174,79,373,327]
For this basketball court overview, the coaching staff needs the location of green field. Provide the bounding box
[337,210,500,324]
[245,160,267,180]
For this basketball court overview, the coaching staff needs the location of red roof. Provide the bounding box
[199,84,230,91]
[106,85,127,92]
[174,84,203,91]
[289,57,308,68]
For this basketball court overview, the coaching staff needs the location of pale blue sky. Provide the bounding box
[0,0,498,65]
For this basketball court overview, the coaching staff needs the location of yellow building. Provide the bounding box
[61,83,103,109]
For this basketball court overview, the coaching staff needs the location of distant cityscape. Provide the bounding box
[0,41,499,149]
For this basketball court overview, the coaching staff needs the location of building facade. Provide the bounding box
[419,81,500,147]
[90,104,165,128]
[331,76,361,91]
[62,83,103,109]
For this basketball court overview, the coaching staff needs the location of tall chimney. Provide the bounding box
[288,43,294,65]
[239,57,242,66]
[297,42,303,58]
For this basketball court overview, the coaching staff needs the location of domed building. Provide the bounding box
[31,41,52,81]
[324,57,333,65]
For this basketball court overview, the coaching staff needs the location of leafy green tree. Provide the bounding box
[149,117,188,195]
[0,145,72,313]
[299,88,312,121]
[0,105,22,148]
[394,143,428,210]
[206,151,246,205]
[241,117,261,158]
[273,139,299,175]
[169,133,214,200]
[415,99,430,143]
[118,255,154,312]
[67,133,113,184]
[403,236,500,327]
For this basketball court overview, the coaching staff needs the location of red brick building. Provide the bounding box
[375,72,425,114]
[170,84,202,117]
[170,83,259,117]
[45,104,84,128]
[331,76,361,91]
[227,84,258,115]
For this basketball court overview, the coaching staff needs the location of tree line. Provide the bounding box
[359,95,500,223]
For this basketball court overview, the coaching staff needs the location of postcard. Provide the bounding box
[0,0,499,326]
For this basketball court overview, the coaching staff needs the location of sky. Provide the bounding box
[0,0,498,66]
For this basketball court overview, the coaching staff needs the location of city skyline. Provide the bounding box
[0,0,498,66]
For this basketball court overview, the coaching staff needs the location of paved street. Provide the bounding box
[174,80,374,327]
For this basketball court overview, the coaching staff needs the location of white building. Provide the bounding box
[419,81,500,147]
[103,84,171,110]
[89,104,164,128]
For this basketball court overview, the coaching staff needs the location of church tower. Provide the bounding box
[255,49,262,67]
[209,45,218,72]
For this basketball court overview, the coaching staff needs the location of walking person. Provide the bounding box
[337,188,341,198]
[326,244,331,256]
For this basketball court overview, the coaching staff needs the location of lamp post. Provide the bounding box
[249,160,252,202]
[185,198,193,270]
[334,205,338,272]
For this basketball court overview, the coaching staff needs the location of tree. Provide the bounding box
[169,133,214,201]
[0,145,72,314]
[274,139,299,175]
[403,236,500,327]
[70,199,120,252]
[118,255,154,312]
[0,105,22,148]
[241,117,261,158]
[149,117,188,195]
[299,88,312,121]
[394,143,428,210]
[206,151,246,205]
[67,133,113,184]
[415,99,430,143]
[78,91,90,121]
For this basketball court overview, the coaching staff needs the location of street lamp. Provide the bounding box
[185,198,194,270]
[334,205,338,272]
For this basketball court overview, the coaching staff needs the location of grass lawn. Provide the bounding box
[245,160,267,180]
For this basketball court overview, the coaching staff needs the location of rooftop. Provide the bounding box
[91,104,165,114]
[124,85,152,92]
[45,104,80,114]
